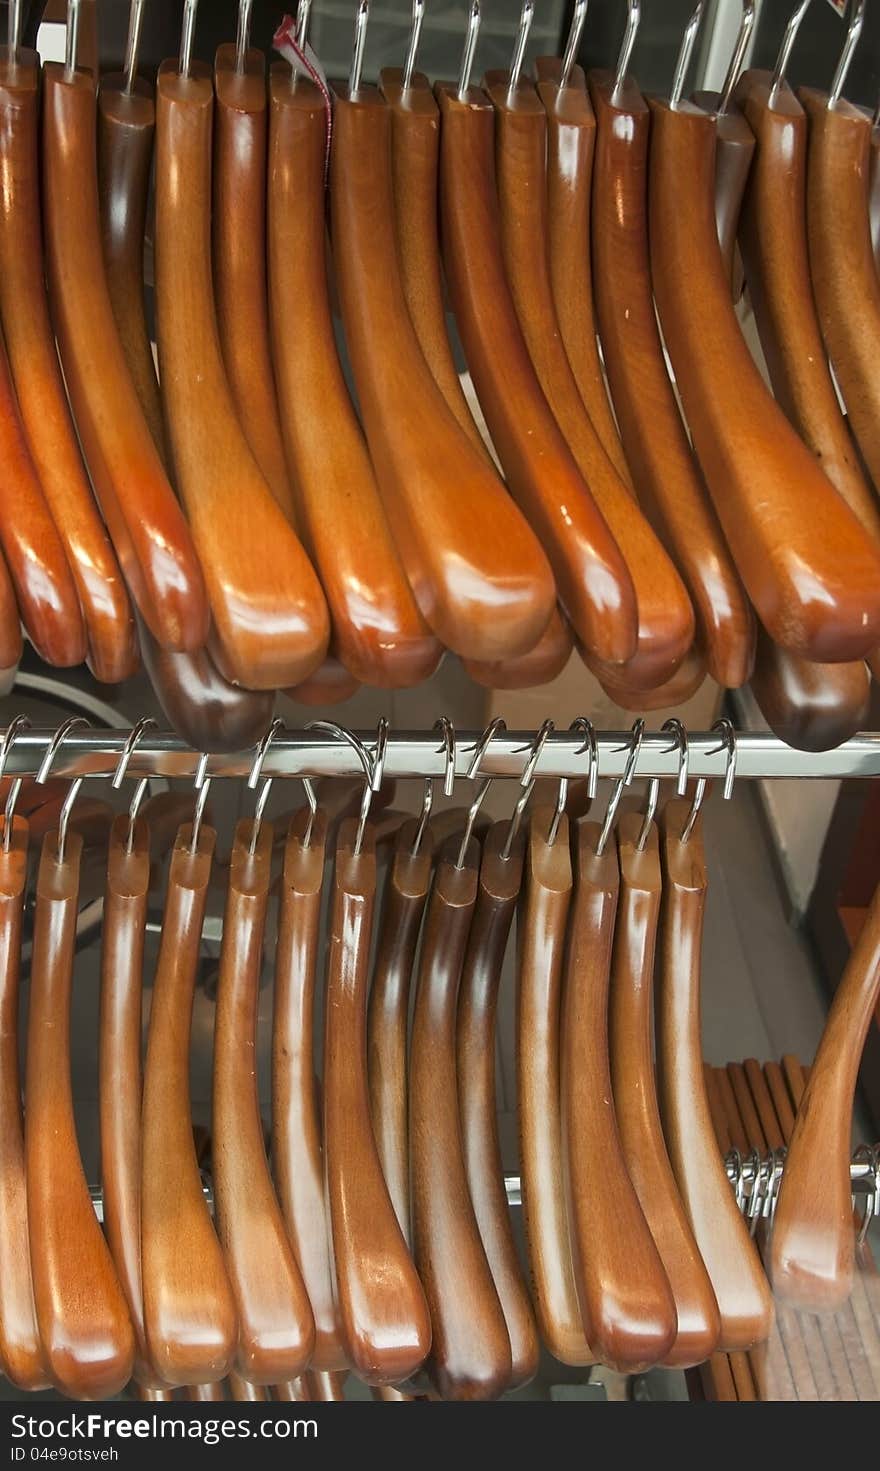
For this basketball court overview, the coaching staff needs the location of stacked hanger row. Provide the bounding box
[3,712,878,1401]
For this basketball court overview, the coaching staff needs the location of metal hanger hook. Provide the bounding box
[124,0,147,94]
[636,778,661,853]
[661,718,690,797]
[717,1,756,117]
[349,0,370,96]
[36,716,91,867]
[8,0,22,55]
[500,720,555,861]
[828,0,865,110]
[508,1,535,95]
[596,718,644,858]
[111,716,157,854]
[65,0,82,80]
[501,779,536,863]
[560,0,589,90]
[403,0,425,91]
[306,719,375,855]
[180,0,199,78]
[612,0,641,103]
[433,716,456,797]
[189,751,212,856]
[0,715,31,852]
[449,717,507,865]
[770,0,813,100]
[236,0,254,74]
[570,716,599,800]
[247,718,285,855]
[297,0,312,46]
[457,1,481,99]
[670,2,705,111]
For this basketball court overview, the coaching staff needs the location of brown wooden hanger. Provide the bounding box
[141,818,237,1387]
[656,796,773,1351]
[272,805,346,1371]
[749,626,870,753]
[647,90,880,663]
[267,66,442,690]
[609,809,720,1367]
[286,658,362,708]
[594,641,708,714]
[588,70,755,691]
[136,613,276,754]
[213,815,315,1384]
[0,549,21,677]
[329,77,555,666]
[325,815,431,1385]
[154,49,329,690]
[457,820,540,1391]
[463,607,574,692]
[691,92,756,299]
[410,829,511,1400]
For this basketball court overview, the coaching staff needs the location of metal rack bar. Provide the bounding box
[5,727,880,783]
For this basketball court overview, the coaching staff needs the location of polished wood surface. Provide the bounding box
[26,829,135,1399]
[286,658,362,706]
[155,61,329,689]
[411,832,510,1400]
[463,606,573,690]
[0,816,48,1390]
[100,815,154,1387]
[330,82,555,665]
[871,121,880,274]
[43,63,208,655]
[137,614,276,754]
[647,91,880,663]
[0,549,22,675]
[589,640,708,712]
[657,799,773,1351]
[562,816,676,1371]
[214,46,296,523]
[610,813,720,1367]
[141,824,237,1386]
[535,56,632,483]
[324,818,431,1385]
[272,808,346,1371]
[268,69,441,689]
[0,47,136,682]
[457,823,539,1391]
[367,818,433,1242]
[589,73,755,690]
[770,873,880,1311]
[750,628,870,753]
[692,90,756,295]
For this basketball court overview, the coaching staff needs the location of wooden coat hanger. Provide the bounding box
[463,606,574,692]
[141,818,238,1387]
[593,641,707,713]
[213,816,315,1383]
[324,815,431,1385]
[286,658,362,707]
[457,821,540,1391]
[647,90,880,663]
[267,66,442,690]
[154,35,329,690]
[136,614,276,754]
[749,626,870,753]
[692,96,755,298]
[0,549,21,676]
[410,830,511,1400]
[657,796,773,1351]
[609,810,721,1367]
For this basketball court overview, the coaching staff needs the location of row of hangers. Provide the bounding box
[0,0,879,750]
[1,712,878,1401]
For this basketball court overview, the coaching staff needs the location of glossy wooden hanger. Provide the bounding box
[463,606,573,691]
[0,549,21,676]
[154,17,329,689]
[770,871,880,1312]
[657,795,773,1351]
[325,814,431,1385]
[267,64,442,690]
[750,626,870,753]
[457,820,540,1391]
[592,641,707,713]
[329,69,555,665]
[42,36,208,656]
[213,814,315,1383]
[137,614,276,753]
[609,809,720,1367]
[141,817,238,1387]
[588,70,754,690]
[647,88,880,662]
[411,828,511,1399]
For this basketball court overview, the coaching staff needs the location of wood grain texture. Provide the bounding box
[0,816,48,1390]
[411,832,511,1400]
[141,825,237,1387]
[330,82,555,665]
[656,799,773,1352]
[286,658,362,707]
[325,818,431,1385]
[463,606,573,690]
[750,626,870,753]
[26,829,135,1399]
[272,808,346,1371]
[589,73,755,689]
[268,70,442,690]
[692,90,756,296]
[42,63,207,655]
[561,816,676,1371]
[155,61,329,689]
[213,819,314,1383]
[457,823,539,1391]
[647,91,880,663]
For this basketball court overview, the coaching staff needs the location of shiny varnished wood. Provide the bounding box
[750,628,870,753]
[155,60,329,689]
[26,829,135,1399]
[42,62,207,654]
[330,81,555,665]
[588,641,708,713]
[286,658,362,707]
[411,832,510,1400]
[463,606,573,690]
[137,614,276,753]
[141,824,237,1386]
[268,68,442,689]
[588,72,755,689]
[0,548,21,675]
[692,90,756,296]
[647,91,880,663]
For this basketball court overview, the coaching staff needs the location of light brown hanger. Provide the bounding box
[325,814,431,1385]
[286,658,362,707]
[141,815,238,1387]
[647,89,880,662]
[750,626,870,753]
[154,29,329,689]
[463,606,573,692]
[656,795,773,1351]
[272,805,346,1371]
[592,641,708,713]
[0,550,21,677]
[457,820,540,1391]
[267,65,442,690]
[411,829,511,1400]
[588,68,755,691]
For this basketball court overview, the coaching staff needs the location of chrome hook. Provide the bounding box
[502,720,555,861]
[570,716,599,801]
[829,0,865,110]
[770,0,813,101]
[670,2,705,112]
[680,716,736,844]
[349,0,370,96]
[247,718,285,855]
[297,0,312,45]
[236,0,254,74]
[661,718,690,797]
[8,0,22,56]
[450,717,507,866]
[111,717,158,855]
[180,0,198,78]
[189,751,212,856]
[0,716,31,853]
[65,0,82,81]
[457,1,481,100]
[124,0,147,95]
[596,719,644,858]
[308,719,375,855]
[434,717,456,798]
[717,1,756,117]
[560,0,588,90]
[403,0,425,92]
[36,717,91,866]
[612,0,641,104]
[509,1,535,94]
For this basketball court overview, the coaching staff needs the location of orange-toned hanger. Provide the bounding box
[463,607,574,692]
[749,627,870,753]
[0,548,21,677]
[137,614,276,753]
[691,1,757,297]
[154,0,329,689]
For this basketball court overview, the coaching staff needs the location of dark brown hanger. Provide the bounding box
[691,92,755,297]
[750,626,870,753]
[136,614,276,753]
[0,549,21,675]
